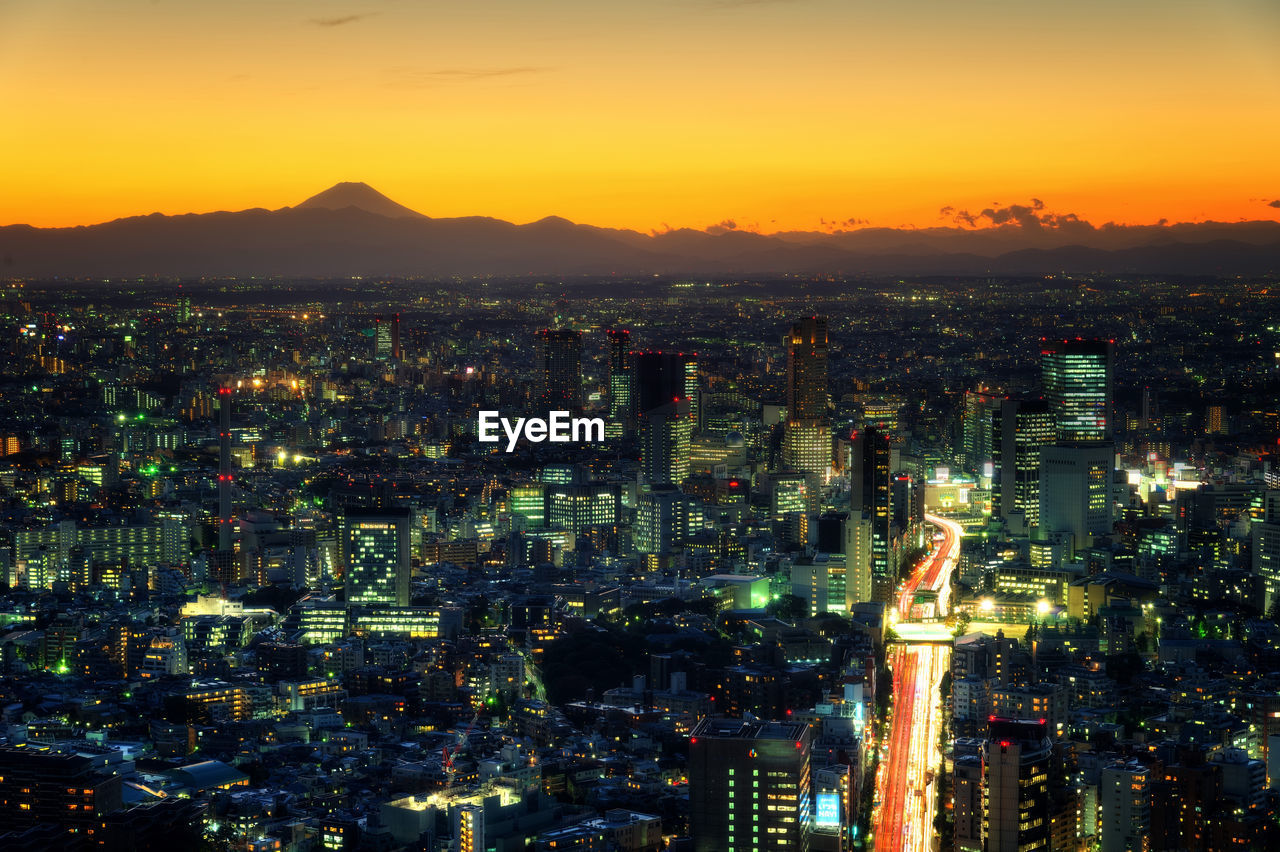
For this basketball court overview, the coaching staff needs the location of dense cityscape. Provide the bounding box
[0,273,1278,851]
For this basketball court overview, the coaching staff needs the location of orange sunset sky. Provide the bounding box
[3,0,1279,233]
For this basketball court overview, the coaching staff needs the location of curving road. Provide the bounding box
[873,514,961,852]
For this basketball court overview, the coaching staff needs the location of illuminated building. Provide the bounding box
[783,318,830,475]
[785,317,828,421]
[350,606,460,640]
[139,634,189,678]
[848,428,893,602]
[458,803,483,852]
[791,553,852,616]
[279,678,347,712]
[606,328,633,426]
[637,399,691,487]
[546,483,621,534]
[372,315,393,360]
[1100,761,1149,852]
[1041,338,1113,442]
[635,486,687,557]
[982,718,1051,852]
[538,329,583,413]
[962,388,1003,474]
[0,745,124,842]
[992,398,1055,529]
[688,717,812,852]
[182,681,252,723]
[783,420,831,477]
[1251,491,1280,615]
[1038,443,1114,559]
[341,508,411,608]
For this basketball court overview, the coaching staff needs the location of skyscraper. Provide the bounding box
[537,329,583,413]
[632,352,695,486]
[783,317,831,475]
[1041,338,1114,442]
[1100,761,1150,852]
[606,328,632,425]
[372,315,393,361]
[785,316,828,422]
[688,717,812,852]
[390,312,402,361]
[993,398,1056,529]
[341,508,411,608]
[849,427,893,602]
[982,718,1051,852]
[1038,443,1114,558]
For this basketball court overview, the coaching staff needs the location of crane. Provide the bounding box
[442,708,482,789]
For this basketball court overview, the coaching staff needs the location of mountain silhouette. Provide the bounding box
[1,184,1278,278]
[292,182,426,219]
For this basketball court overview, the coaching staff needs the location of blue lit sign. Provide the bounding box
[815,793,840,828]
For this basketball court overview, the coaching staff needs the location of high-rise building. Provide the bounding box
[606,328,633,425]
[1100,761,1150,852]
[1038,443,1114,558]
[638,399,692,487]
[962,388,1003,474]
[953,754,984,852]
[635,486,688,557]
[849,428,893,602]
[1251,491,1280,615]
[341,508,411,608]
[1041,338,1114,442]
[372,315,393,361]
[785,317,828,422]
[688,717,812,852]
[632,351,695,486]
[982,718,1051,852]
[537,329,583,413]
[993,398,1056,529]
[783,318,831,475]
[390,312,402,360]
[631,350,695,416]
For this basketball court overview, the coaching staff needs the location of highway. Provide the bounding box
[872,513,962,852]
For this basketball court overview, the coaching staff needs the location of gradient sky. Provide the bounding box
[3,0,1279,232]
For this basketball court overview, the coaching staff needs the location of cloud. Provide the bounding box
[941,198,1093,231]
[1269,199,1280,209]
[384,66,553,87]
[706,219,738,235]
[311,13,377,27]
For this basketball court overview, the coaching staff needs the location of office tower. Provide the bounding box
[390,312,402,360]
[606,328,633,425]
[688,717,812,852]
[785,317,828,421]
[632,352,695,486]
[0,745,125,840]
[510,483,546,529]
[843,514,873,604]
[373,315,393,360]
[631,350,695,415]
[546,483,621,534]
[1041,338,1113,442]
[635,486,688,557]
[993,398,1056,528]
[1252,491,1280,615]
[962,387,1003,474]
[849,427,893,602]
[638,399,692,486]
[217,385,234,552]
[982,718,1051,852]
[783,318,831,475]
[537,329,583,413]
[341,508,411,608]
[1038,443,1114,558]
[1100,761,1150,852]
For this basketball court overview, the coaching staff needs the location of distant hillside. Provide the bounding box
[2,184,1278,278]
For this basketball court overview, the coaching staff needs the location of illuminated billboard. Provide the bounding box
[815,792,840,828]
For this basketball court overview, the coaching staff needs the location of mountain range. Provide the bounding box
[2,182,1278,278]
